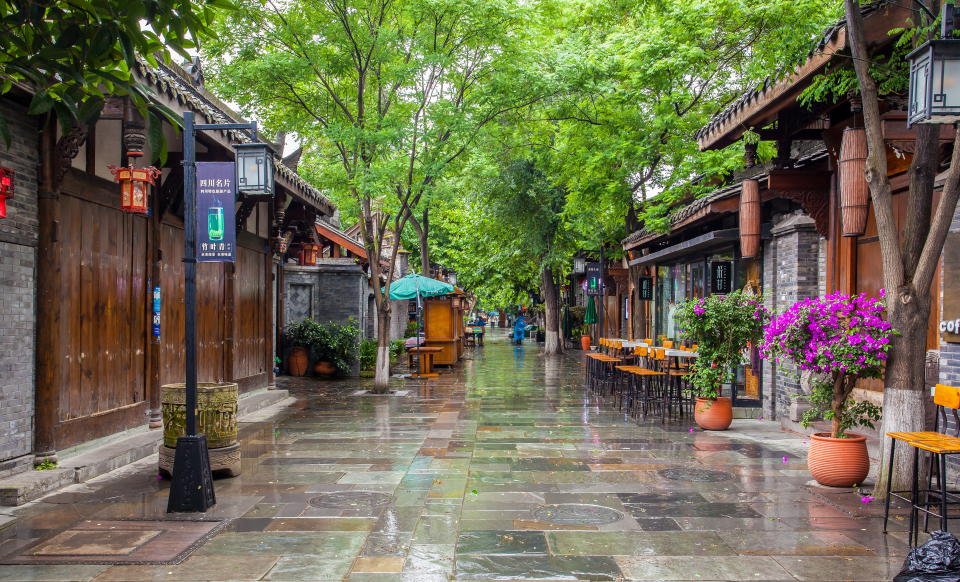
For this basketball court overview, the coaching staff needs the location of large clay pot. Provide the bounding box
[288,346,309,376]
[313,360,336,376]
[808,432,869,487]
[581,335,591,351]
[694,397,733,431]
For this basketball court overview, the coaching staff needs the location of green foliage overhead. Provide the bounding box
[0,0,230,143]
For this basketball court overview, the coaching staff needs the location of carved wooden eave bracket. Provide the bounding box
[53,124,88,189]
[762,189,829,236]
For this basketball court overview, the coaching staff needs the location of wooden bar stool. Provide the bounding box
[883,384,960,545]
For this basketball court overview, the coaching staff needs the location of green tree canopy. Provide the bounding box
[0,0,229,141]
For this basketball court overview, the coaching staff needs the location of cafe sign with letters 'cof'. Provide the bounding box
[942,232,960,343]
[196,162,237,263]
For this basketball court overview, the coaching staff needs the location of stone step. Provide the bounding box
[0,388,292,506]
[732,407,763,419]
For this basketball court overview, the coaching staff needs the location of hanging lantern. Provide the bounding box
[839,127,869,237]
[298,243,320,266]
[234,142,275,198]
[109,165,160,214]
[0,167,13,219]
[739,179,760,258]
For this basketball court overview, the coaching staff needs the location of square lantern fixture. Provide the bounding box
[0,166,13,219]
[907,38,960,125]
[572,255,586,274]
[448,269,457,287]
[110,165,160,214]
[234,142,275,198]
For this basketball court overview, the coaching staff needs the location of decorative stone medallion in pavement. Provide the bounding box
[657,467,734,482]
[532,504,624,526]
[306,491,393,513]
[0,519,225,565]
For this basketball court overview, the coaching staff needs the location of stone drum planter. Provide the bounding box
[159,382,241,478]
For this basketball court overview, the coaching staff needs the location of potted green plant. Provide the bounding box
[359,338,377,377]
[674,290,769,430]
[761,291,892,486]
[312,319,361,377]
[282,318,324,376]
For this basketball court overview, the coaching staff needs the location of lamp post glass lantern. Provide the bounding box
[907,38,960,126]
[168,112,275,514]
[234,142,275,197]
[573,256,586,274]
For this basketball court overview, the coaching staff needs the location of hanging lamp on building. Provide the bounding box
[0,166,13,219]
[839,127,869,237]
[739,179,760,258]
[110,165,161,214]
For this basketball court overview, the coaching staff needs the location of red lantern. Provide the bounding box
[0,166,13,219]
[109,165,160,214]
[299,243,320,266]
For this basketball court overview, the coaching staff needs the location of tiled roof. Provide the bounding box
[136,59,335,216]
[622,143,828,246]
[694,1,891,148]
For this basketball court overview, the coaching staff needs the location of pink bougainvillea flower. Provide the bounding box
[861,496,875,504]
[782,456,789,463]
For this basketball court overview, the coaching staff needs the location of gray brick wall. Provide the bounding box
[763,211,821,422]
[0,98,38,466]
[284,261,367,328]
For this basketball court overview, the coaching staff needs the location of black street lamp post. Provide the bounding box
[167,111,273,513]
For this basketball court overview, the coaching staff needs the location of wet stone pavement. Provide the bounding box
[0,330,914,581]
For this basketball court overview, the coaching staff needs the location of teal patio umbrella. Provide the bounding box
[388,273,454,300]
[584,296,598,324]
[388,273,455,348]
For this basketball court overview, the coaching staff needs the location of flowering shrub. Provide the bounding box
[761,292,893,437]
[674,290,769,399]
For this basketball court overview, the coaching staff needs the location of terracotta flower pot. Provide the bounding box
[694,397,733,431]
[580,335,591,351]
[313,360,337,377]
[287,346,309,377]
[807,432,869,487]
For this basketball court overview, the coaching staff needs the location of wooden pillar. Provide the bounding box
[223,262,236,383]
[34,119,64,462]
[265,201,276,386]
[146,177,163,428]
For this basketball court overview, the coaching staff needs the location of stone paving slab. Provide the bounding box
[0,330,917,581]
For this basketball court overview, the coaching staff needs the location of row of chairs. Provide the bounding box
[586,340,695,422]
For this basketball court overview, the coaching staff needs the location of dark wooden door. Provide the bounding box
[57,193,148,445]
[159,221,226,385]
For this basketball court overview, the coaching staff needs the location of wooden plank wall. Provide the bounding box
[58,193,147,423]
[47,171,274,450]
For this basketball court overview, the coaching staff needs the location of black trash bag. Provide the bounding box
[894,530,960,582]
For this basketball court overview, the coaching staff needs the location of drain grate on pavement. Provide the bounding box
[307,491,392,512]
[658,467,734,482]
[0,519,226,565]
[531,504,624,526]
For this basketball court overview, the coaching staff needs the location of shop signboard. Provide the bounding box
[151,286,161,342]
[638,277,653,300]
[585,262,603,296]
[942,231,960,343]
[196,162,236,262]
[710,261,733,294]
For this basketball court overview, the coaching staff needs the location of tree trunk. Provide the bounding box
[542,266,561,354]
[373,303,392,393]
[408,207,430,275]
[873,293,930,495]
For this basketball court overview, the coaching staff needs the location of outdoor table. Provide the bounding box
[665,349,698,358]
[407,346,443,378]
